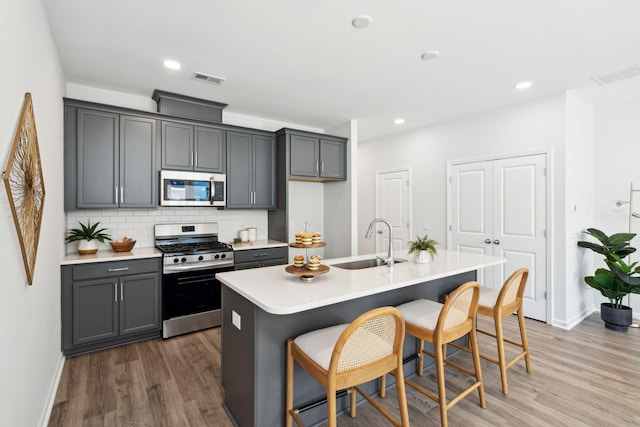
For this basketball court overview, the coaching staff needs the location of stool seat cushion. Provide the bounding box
[397,299,443,330]
[294,324,348,370]
[478,286,500,308]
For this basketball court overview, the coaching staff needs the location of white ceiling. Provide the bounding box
[42,0,640,141]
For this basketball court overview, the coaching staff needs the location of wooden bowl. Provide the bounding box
[110,240,136,252]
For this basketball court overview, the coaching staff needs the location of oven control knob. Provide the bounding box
[198,255,204,261]
[214,254,220,259]
[221,253,227,259]
[181,257,187,263]
[173,258,180,263]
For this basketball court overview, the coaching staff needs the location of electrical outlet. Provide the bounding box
[232,310,241,330]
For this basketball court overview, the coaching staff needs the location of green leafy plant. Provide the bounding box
[64,220,111,243]
[577,228,640,309]
[407,234,438,259]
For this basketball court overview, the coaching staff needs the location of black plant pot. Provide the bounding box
[600,302,632,332]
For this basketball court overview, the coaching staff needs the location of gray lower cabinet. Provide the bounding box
[62,258,162,356]
[283,129,347,181]
[160,121,225,173]
[64,102,158,209]
[234,246,287,270]
[226,131,276,209]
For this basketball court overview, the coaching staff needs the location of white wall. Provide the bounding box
[359,94,573,325]
[0,0,66,425]
[593,96,640,317]
[564,93,596,326]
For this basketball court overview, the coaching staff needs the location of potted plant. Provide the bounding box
[407,234,438,264]
[65,220,111,254]
[577,228,640,331]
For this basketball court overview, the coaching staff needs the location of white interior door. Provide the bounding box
[376,169,411,254]
[450,154,547,321]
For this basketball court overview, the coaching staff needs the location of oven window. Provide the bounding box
[164,179,210,202]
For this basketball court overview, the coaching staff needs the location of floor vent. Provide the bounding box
[192,72,226,85]
[592,65,640,85]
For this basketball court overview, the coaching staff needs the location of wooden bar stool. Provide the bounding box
[396,281,485,427]
[286,306,410,427]
[451,268,531,394]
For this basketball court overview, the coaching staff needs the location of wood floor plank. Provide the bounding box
[49,314,640,427]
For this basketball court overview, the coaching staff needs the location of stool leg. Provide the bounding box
[395,363,410,426]
[435,342,448,427]
[350,387,356,418]
[286,340,294,427]
[380,374,387,398]
[417,338,425,376]
[495,313,509,395]
[469,327,486,408]
[327,385,337,427]
[518,309,532,373]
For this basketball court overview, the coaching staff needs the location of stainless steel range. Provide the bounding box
[155,222,234,338]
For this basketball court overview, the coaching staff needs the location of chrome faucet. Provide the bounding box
[365,218,394,267]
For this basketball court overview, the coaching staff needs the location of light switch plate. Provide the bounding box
[232,310,241,330]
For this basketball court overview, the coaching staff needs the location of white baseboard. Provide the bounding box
[551,306,595,330]
[39,353,65,427]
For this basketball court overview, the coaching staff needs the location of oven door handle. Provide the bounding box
[163,261,234,273]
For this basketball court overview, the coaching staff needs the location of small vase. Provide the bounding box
[414,250,430,264]
[78,239,98,255]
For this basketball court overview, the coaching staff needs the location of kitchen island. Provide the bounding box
[217,249,505,427]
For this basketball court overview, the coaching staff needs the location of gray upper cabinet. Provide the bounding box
[62,258,162,356]
[65,102,157,209]
[226,131,276,209]
[282,129,348,181]
[161,121,225,173]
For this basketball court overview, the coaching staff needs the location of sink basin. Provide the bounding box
[332,258,406,270]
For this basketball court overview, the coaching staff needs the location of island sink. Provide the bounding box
[332,257,407,270]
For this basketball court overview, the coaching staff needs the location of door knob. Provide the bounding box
[484,239,491,244]
[377,229,383,234]
[493,239,500,245]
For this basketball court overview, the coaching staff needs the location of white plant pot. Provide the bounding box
[414,250,430,264]
[78,239,98,255]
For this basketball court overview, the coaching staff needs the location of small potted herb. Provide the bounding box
[65,220,111,254]
[407,234,438,264]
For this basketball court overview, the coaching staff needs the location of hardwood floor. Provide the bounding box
[49,314,640,427]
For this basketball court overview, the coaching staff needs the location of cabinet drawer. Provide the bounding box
[72,258,161,281]
[234,247,287,264]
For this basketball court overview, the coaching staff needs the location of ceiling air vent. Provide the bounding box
[192,72,226,85]
[592,65,640,85]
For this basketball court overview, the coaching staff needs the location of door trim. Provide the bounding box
[447,148,553,324]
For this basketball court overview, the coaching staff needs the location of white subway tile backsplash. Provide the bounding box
[65,207,269,254]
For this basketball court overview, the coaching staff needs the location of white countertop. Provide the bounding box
[61,247,162,265]
[217,249,505,315]
[230,239,287,250]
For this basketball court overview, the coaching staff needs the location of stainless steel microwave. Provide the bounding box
[160,170,226,207]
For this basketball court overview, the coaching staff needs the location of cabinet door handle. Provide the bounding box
[115,187,118,204]
[120,282,124,301]
[195,152,198,167]
[191,151,194,167]
[484,239,491,244]
[108,267,129,272]
[321,161,324,174]
[254,253,269,258]
[493,239,500,245]
[114,283,118,302]
[120,186,124,204]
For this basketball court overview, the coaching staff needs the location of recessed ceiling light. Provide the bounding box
[352,15,372,29]
[163,59,181,70]
[514,81,533,90]
[420,51,440,61]
[394,118,405,125]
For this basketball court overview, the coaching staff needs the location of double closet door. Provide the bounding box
[449,154,547,321]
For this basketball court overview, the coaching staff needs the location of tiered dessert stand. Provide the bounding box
[285,241,329,282]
